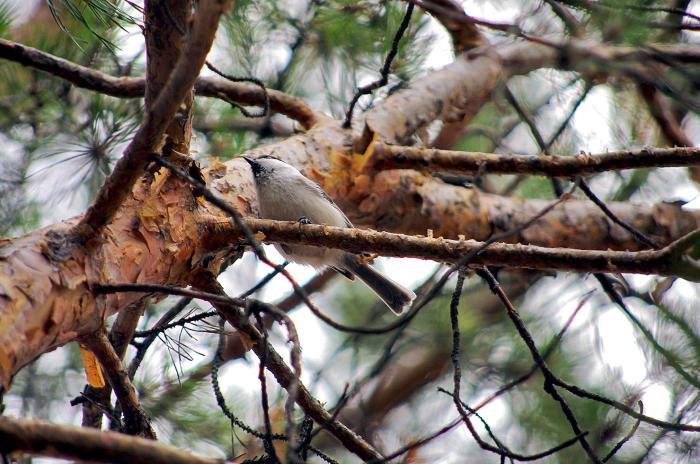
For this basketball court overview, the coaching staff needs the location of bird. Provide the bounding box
[243,156,416,314]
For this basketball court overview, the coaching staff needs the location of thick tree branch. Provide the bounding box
[0,416,220,464]
[355,42,556,151]
[1,147,698,388]
[370,144,700,177]
[409,0,483,52]
[201,218,700,280]
[0,38,318,128]
[337,165,699,251]
[74,0,227,238]
[144,0,196,171]
[358,22,698,152]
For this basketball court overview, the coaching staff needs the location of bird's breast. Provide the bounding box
[257,181,347,227]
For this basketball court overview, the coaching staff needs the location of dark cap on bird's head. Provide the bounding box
[242,156,284,179]
[242,157,262,177]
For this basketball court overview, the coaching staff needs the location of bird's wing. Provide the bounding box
[303,177,354,227]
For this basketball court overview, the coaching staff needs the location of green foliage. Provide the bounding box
[0,2,13,36]
[46,0,139,51]
[515,176,557,199]
[144,371,237,451]
[564,0,688,45]
[0,199,40,236]
[212,0,434,120]
[454,104,503,153]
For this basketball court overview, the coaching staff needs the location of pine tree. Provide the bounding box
[0,1,699,463]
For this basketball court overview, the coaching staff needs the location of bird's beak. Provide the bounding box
[242,156,261,177]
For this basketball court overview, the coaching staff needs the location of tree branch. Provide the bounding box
[81,300,145,429]
[0,38,318,128]
[2,21,699,395]
[97,279,382,460]
[639,83,693,147]
[0,416,219,464]
[82,330,156,439]
[370,144,700,177]
[355,41,556,152]
[409,0,483,52]
[202,218,700,280]
[195,77,318,128]
[74,0,228,238]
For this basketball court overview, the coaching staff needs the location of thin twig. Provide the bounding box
[506,86,667,249]
[505,86,564,195]
[132,262,288,339]
[209,319,341,462]
[193,273,384,461]
[343,2,414,128]
[253,311,280,463]
[477,268,602,463]
[205,61,270,118]
[370,291,593,463]
[594,275,700,390]
[441,388,589,462]
[250,300,303,462]
[603,401,643,462]
[578,180,661,249]
[210,321,285,440]
[446,268,585,461]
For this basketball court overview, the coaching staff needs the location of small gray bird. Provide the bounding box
[243,156,416,314]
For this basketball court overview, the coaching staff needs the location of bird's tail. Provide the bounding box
[342,255,416,315]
